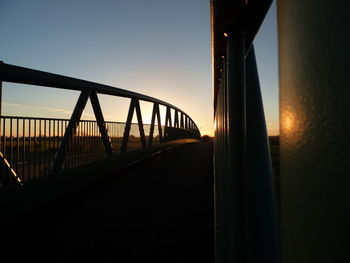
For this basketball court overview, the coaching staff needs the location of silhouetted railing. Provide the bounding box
[0,116,168,185]
[0,62,200,186]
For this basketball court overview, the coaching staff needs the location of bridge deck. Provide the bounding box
[4,141,214,262]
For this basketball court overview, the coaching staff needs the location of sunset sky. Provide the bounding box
[0,0,278,136]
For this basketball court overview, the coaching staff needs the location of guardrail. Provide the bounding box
[0,62,200,186]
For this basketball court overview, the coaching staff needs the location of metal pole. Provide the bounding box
[0,80,2,117]
[278,1,350,262]
[225,31,246,263]
[245,46,279,263]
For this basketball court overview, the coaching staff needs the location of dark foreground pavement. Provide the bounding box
[4,142,214,262]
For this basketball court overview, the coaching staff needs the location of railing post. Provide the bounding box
[120,98,136,155]
[224,31,246,262]
[134,98,147,148]
[89,91,114,158]
[0,79,2,117]
[50,90,90,174]
[245,46,279,263]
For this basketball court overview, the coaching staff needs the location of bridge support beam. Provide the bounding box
[90,91,114,158]
[0,80,2,116]
[120,98,136,155]
[50,90,90,174]
[223,31,246,263]
[134,99,147,148]
[148,102,162,147]
[278,1,350,262]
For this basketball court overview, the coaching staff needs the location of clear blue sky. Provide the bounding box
[0,0,278,136]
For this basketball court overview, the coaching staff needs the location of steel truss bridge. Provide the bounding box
[0,61,200,186]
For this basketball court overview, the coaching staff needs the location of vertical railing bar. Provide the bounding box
[89,121,91,162]
[2,118,6,184]
[85,121,88,164]
[33,119,37,179]
[120,98,136,155]
[0,117,2,184]
[95,122,98,160]
[95,121,98,160]
[22,119,25,181]
[76,120,79,166]
[10,118,13,171]
[60,120,63,166]
[0,80,2,117]
[53,120,57,174]
[48,120,51,175]
[88,121,90,163]
[81,121,83,165]
[76,121,80,166]
[0,84,1,167]
[28,119,31,180]
[134,99,147,148]
[39,119,42,176]
[79,121,82,166]
[0,118,2,184]
[82,121,84,165]
[66,120,69,168]
[44,119,47,175]
[0,117,2,160]
[70,119,73,168]
[16,118,19,179]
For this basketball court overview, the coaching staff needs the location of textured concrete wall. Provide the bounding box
[278,1,350,262]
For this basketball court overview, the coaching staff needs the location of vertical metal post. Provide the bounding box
[50,90,90,174]
[90,91,114,158]
[279,2,350,262]
[214,61,229,262]
[120,98,136,155]
[215,31,246,263]
[134,99,147,148]
[227,31,246,263]
[245,46,279,263]
[0,80,2,117]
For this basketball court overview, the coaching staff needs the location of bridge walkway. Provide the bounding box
[5,141,214,262]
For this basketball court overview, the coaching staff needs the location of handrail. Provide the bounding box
[0,61,198,131]
[0,61,200,181]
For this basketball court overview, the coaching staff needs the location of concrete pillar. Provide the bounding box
[278,1,350,262]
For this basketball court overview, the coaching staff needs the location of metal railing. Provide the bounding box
[0,62,200,186]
